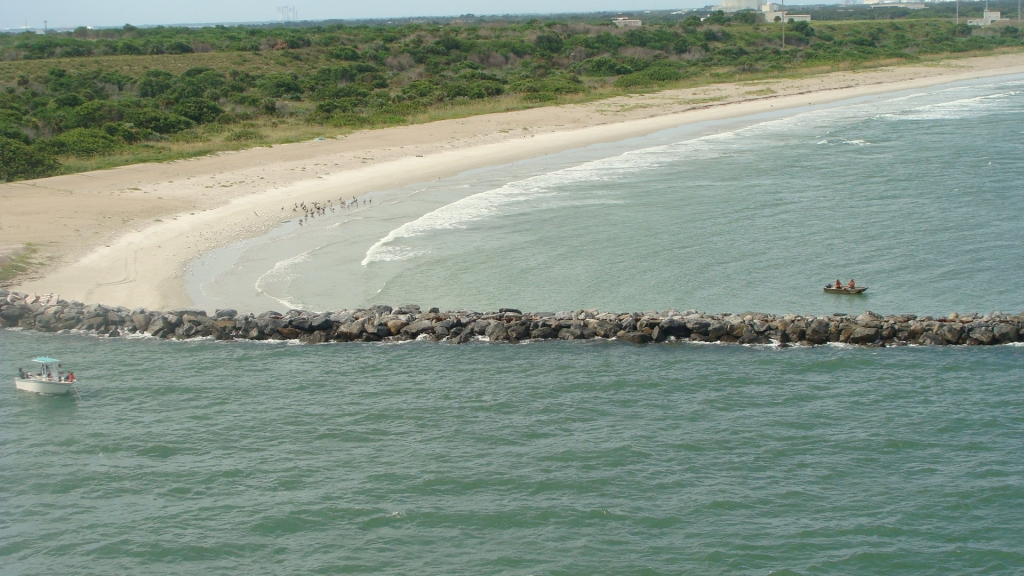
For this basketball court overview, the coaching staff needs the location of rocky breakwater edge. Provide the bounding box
[3,290,1024,347]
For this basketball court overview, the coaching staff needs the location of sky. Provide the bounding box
[0,0,822,30]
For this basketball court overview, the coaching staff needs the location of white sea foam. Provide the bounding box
[254,250,313,310]
[360,136,725,266]
[884,90,1022,121]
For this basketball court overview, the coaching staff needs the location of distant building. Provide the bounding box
[759,4,812,22]
[968,10,1004,25]
[719,0,761,12]
[864,0,927,7]
[612,17,642,27]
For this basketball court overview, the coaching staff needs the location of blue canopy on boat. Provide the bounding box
[31,357,60,363]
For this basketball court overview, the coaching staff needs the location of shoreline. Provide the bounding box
[6,52,1024,310]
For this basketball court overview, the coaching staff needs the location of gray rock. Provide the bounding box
[969,326,997,345]
[530,327,557,339]
[658,317,690,338]
[934,324,961,345]
[848,327,880,345]
[485,322,509,341]
[132,313,151,332]
[507,324,530,341]
[215,309,238,319]
[707,321,728,340]
[805,319,831,345]
[403,319,435,337]
[993,323,1019,343]
[558,328,583,340]
[620,331,652,344]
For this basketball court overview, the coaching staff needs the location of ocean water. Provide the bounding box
[5,75,1024,574]
[189,74,1024,316]
[2,332,1023,574]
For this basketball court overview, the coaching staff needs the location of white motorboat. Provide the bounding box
[15,357,77,396]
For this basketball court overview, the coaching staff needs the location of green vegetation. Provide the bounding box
[0,2,1021,181]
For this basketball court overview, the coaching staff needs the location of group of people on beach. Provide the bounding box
[17,366,74,383]
[828,279,857,290]
[289,196,372,226]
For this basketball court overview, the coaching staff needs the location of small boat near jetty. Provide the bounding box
[824,286,867,294]
[15,357,77,396]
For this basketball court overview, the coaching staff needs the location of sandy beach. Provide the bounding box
[4,51,1024,310]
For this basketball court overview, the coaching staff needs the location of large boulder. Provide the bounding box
[485,322,509,342]
[309,314,333,332]
[658,317,690,338]
[403,319,435,337]
[848,326,880,345]
[993,323,1019,343]
[387,319,409,335]
[738,327,770,345]
[336,320,366,341]
[805,319,830,345]
[132,313,151,332]
[289,316,312,331]
[934,324,961,345]
[558,327,584,340]
[707,321,728,340]
[619,331,652,344]
[969,326,997,345]
[591,320,620,339]
[507,323,530,341]
[530,327,557,339]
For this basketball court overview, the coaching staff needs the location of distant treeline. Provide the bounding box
[1,6,1022,182]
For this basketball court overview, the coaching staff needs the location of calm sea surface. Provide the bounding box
[5,75,1024,574]
[2,333,1023,574]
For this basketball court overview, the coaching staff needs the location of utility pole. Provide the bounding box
[956,0,959,25]
[781,0,786,49]
[44,20,47,33]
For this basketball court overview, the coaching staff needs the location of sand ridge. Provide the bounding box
[4,51,1024,309]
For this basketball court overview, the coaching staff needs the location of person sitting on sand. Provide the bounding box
[847,279,856,289]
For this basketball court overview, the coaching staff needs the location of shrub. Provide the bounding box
[257,73,303,98]
[614,65,685,87]
[122,108,196,134]
[43,128,125,156]
[171,98,224,124]
[102,122,144,143]
[330,46,360,61]
[0,122,29,144]
[0,137,61,181]
[138,70,175,98]
[579,57,633,76]
[534,33,564,54]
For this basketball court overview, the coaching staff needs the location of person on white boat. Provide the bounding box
[18,367,25,379]
[67,372,75,383]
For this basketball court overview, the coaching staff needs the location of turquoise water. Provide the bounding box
[2,331,1024,574]
[7,75,1024,574]
[192,74,1024,316]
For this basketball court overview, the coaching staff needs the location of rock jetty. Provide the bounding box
[1,289,1021,347]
